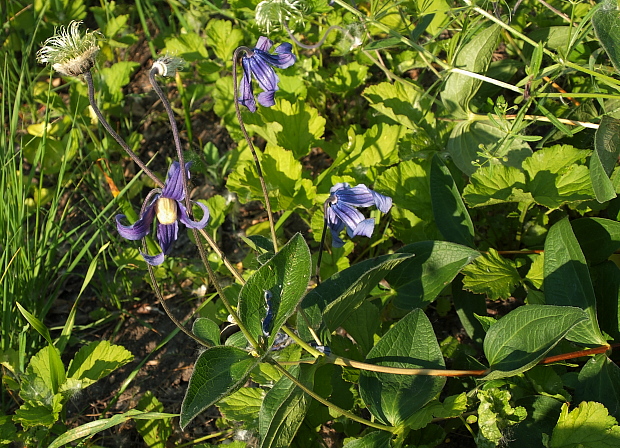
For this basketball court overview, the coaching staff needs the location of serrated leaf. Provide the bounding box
[359,309,446,426]
[135,392,171,448]
[163,32,209,61]
[244,99,325,158]
[325,61,369,94]
[205,19,243,61]
[14,394,63,429]
[181,346,259,429]
[526,253,545,289]
[447,120,532,176]
[218,387,264,422]
[363,81,432,132]
[463,164,532,207]
[442,24,501,116]
[343,430,393,448]
[430,154,475,247]
[192,318,221,347]
[461,248,521,300]
[227,144,316,211]
[238,233,311,347]
[67,341,133,389]
[99,61,140,103]
[20,345,65,403]
[386,241,480,310]
[591,116,620,202]
[0,415,17,445]
[572,217,620,265]
[544,217,606,345]
[476,388,526,447]
[576,354,620,419]
[593,0,620,73]
[550,401,620,448]
[483,305,588,380]
[511,395,563,448]
[259,364,316,447]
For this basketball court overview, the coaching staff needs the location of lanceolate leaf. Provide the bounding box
[238,233,311,348]
[592,0,620,73]
[544,218,606,345]
[359,309,446,426]
[572,217,620,265]
[591,116,620,202]
[180,346,259,429]
[483,305,588,380]
[430,154,475,247]
[259,364,316,447]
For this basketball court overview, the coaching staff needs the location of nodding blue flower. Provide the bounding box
[116,162,209,266]
[238,36,296,112]
[325,183,392,248]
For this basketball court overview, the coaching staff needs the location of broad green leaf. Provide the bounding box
[0,415,17,445]
[14,393,63,429]
[549,401,620,448]
[591,117,620,202]
[526,253,545,289]
[192,318,221,347]
[415,0,451,34]
[511,395,563,448]
[343,430,393,448]
[300,253,410,343]
[205,19,243,61]
[523,145,594,209]
[447,120,532,176]
[227,144,316,211]
[244,99,325,158]
[430,154,475,247]
[218,387,264,422]
[363,81,432,132]
[163,32,209,61]
[135,392,171,448]
[67,340,133,389]
[476,389,526,448]
[576,354,620,419]
[359,309,446,426]
[544,217,606,345]
[20,345,65,403]
[572,217,620,264]
[592,261,620,341]
[325,61,369,94]
[452,275,488,345]
[593,0,620,72]
[238,233,311,346]
[463,164,532,207]
[404,393,468,430]
[442,24,501,116]
[322,253,413,332]
[462,248,521,300]
[48,410,178,448]
[181,346,259,429]
[259,364,316,447]
[99,61,140,103]
[386,241,480,310]
[483,305,588,380]
[341,301,381,356]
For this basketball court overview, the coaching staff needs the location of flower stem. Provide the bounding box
[83,70,163,188]
[315,204,329,284]
[232,47,279,253]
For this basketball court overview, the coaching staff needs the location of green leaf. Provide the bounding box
[452,275,488,345]
[226,144,317,212]
[523,145,594,209]
[386,241,480,310]
[430,154,475,247]
[446,120,532,176]
[363,81,431,132]
[48,410,178,448]
[14,394,63,429]
[180,346,259,429]
[476,388,526,448]
[511,395,563,448]
[325,61,369,94]
[16,302,52,345]
[238,233,311,347]
[342,430,393,448]
[163,32,209,61]
[259,364,316,447]
[549,401,620,448]
[359,309,446,426]
[572,217,620,265]
[461,248,521,300]
[20,345,65,403]
[442,24,501,116]
[99,61,140,103]
[135,392,171,448]
[67,340,133,389]
[205,19,243,61]
[244,99,325,158]
[218,387,264,422]
[404,393,468,430]
[463,164,532,207]
[591,116,620,202]
[0,415,17,445]
[592,261,620,341]
[341,301,381,356]
[483,305,588,380]
[544,217,606,345]
[593,0,620,73]
[526,253,545,289]
[192,318,221,347]
[576,354,620,419]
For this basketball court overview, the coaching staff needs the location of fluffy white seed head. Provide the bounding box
[37,21,101,77]
[152,54,185,77]
[255,0,306,34]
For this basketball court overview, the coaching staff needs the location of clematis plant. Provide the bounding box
[116,162,210,265]
[237,36,296,112]
[325,183,392,248]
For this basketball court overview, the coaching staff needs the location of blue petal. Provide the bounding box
[248,57,279,95]
[255,36,273,52]
[336,184,375,208]
[331,202,365,233]
[161,162,192,201]
[330,182,350,194]
[257,90,276,108]
[239,57,257,112]
[371,190,392,213]
[140,249,165,266]
[178,201,210,229]
[273,43,296,69]
[352,218,375,238]
[116,201,156,240]
[330,227,345,248]
[157,222,178,255]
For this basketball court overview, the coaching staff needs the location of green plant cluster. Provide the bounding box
[4,0,620,447]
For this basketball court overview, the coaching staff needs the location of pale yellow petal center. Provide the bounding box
[155,197,178,225]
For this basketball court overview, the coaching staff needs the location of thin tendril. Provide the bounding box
[283,22,348,50]
[232,46,279,253]
[84,70,164,188]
